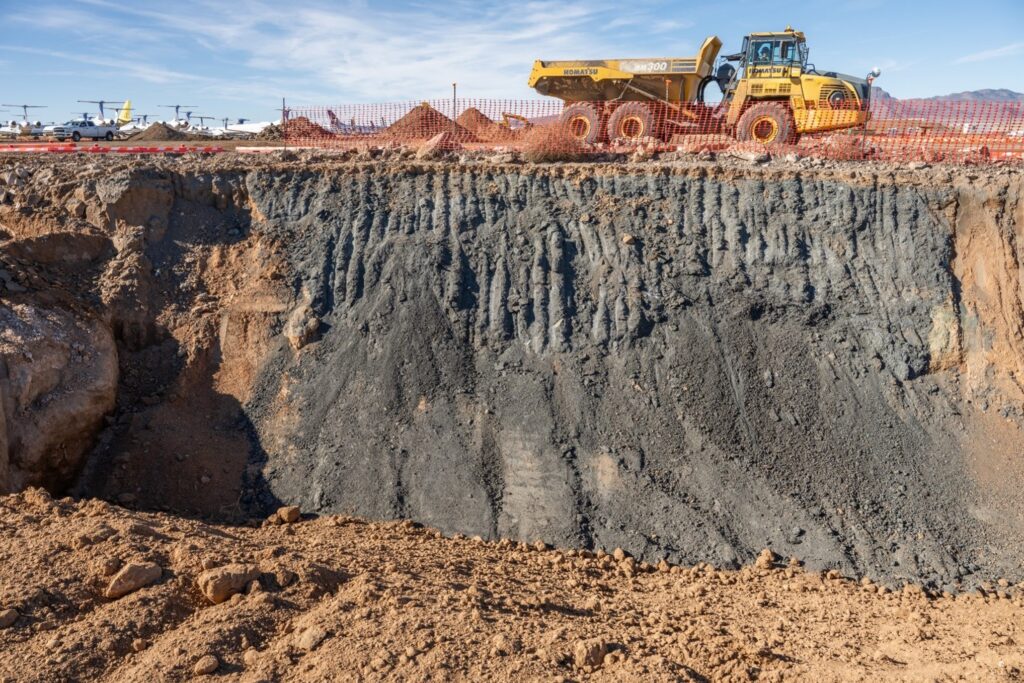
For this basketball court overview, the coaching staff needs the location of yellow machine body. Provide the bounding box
[528,36,722,104]
[529,28,873,145]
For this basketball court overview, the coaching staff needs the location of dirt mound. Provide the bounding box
[385,103,478,142]
[127,123,206,142]
[255,123,283,141]
[282,116,334,140]
[0,489,1020,682]
[455,107,515,142]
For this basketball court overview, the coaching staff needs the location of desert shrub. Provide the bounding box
[520,124,587,163]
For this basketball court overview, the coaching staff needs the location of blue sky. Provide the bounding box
[1,0,1022,123]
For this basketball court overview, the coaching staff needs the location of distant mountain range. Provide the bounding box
[872,87,1024,102]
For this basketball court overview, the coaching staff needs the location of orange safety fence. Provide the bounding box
[282,98,1024,164]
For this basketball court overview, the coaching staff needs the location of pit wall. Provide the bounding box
[240,163,1024,589]
[1,159,1022,590]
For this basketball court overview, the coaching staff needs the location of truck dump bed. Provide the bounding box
[528,36,722,103]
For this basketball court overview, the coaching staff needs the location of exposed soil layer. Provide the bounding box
[1,153,1022,596]
[0,488,1021,683]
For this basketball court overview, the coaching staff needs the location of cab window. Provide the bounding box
[749,39,797,66]
[750,40,774,64]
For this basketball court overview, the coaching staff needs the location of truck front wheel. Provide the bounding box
[559,103,602,145]
[105,132,114,141]
[736,102,798,147]
[607,103,656,142]
[71,131,81,142]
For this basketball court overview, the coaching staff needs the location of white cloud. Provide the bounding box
[0,46,209,85]
[954,42,1024,64]
[58,0,700,102]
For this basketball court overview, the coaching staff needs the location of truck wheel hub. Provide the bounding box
[567,116,591,140]
[620,116,645,139]
[751,117,779,143]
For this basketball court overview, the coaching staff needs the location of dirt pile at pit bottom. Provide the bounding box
[0,488,1020,683]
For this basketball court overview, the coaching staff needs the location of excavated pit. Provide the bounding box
[1,154,1022,592]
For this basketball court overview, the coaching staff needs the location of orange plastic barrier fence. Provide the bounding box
[282,98,1024,164]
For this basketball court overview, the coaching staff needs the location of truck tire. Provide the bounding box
[71,131,81,142]
[607,102,656,142]
[736,102,797,147]
[559,103,602,145]
[105,131,114,141]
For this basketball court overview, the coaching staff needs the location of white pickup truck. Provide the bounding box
[46,119,118,142]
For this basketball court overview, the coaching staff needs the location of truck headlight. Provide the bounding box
[828,90,848,109]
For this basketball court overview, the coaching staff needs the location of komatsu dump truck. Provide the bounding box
[528,27,879,147]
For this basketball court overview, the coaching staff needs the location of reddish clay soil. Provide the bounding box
[455,107,517,142]
[384,103,478,142]
[0,489,1021,683]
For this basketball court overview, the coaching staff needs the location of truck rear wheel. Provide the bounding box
[559,103,602,145]
[607,103,656,142]
[736,102,797,147]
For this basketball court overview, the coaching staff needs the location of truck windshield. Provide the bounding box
[748,39,799,66]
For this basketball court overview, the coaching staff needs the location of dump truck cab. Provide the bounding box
[720,27,874,144]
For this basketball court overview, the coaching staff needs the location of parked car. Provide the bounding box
[46,119,118,142]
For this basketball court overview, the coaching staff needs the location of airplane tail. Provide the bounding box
[327,109,342,133]
[116,99,133,126]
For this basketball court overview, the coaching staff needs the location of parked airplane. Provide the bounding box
[208,118,280,138]
[78,99,133,125]
[0,104,48,137]
[158,104,197,126]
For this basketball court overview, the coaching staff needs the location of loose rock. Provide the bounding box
[103,562,162,599]
[0,609,18,629]
[295,626,328,651]
[197,564,260,604]
[573,639,609,668]
[278,506,301,523]
[193,654,219,675]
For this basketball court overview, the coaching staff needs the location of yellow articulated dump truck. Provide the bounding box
[528,27,880,147]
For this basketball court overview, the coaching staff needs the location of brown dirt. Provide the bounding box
[254,124,283,141]
[384,103,478,143]
[128,123,207,143]
[281,117,334,140]
[2,155,1024,681]
[0,488,1021,683]
[455,107,516,142]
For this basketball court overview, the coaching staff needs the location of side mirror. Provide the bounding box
[870,67,882,78]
